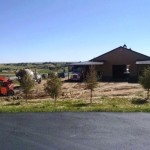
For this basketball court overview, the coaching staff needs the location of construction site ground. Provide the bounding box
[34,80,145,100]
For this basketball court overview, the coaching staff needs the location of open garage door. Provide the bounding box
[112,65,126,81]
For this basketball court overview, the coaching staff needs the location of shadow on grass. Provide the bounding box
[131,98,148,105]
[72,103,91,107]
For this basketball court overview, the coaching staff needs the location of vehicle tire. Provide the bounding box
[7,90,14,96]
[38,79,41,84]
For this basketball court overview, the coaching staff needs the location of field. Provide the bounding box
[0,80,149,112]
[0,62,149,112]
[61,82,145,99]
[15,80,144,100]
[0,62,144,101]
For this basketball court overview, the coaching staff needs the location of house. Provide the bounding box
[69,45,150,82]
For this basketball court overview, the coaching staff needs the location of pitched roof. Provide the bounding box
[90,46,150,62]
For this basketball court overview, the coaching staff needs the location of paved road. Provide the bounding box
[0,113,150,150]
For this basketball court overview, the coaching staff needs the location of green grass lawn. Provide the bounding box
[0,97,150,112]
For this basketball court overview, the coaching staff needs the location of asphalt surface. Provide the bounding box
[1,113,150,150]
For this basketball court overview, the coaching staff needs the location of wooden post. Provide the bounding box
[68,65,69,80]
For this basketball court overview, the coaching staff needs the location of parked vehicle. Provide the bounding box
[16,69,42,84]
[0,76,14,96]
[70,72,81,81]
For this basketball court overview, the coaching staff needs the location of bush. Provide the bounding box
[85,65,98,103]
[139,67,150,99]
[44,76,62,104]
[20,74,35,102]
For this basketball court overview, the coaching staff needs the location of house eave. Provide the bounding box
[136,60,150,64]
[69,61,104,66]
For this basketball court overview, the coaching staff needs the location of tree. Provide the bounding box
[20,74,35,102]
[44,76,62,104]
[139,66,150,99]
[85,65,98,103]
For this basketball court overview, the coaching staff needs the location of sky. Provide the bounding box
[0,0,150,63]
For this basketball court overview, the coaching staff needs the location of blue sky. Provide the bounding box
[0,0,150,63]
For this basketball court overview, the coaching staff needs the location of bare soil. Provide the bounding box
[35,80,145,100]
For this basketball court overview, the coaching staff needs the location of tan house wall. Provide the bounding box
[92,47,150,80]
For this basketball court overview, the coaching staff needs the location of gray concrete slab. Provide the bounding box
[0,113,150,150]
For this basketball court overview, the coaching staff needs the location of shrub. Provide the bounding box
[139,67,150,99]
[20,74,35,102]
[44,76,62,104]
[85,65,98,103]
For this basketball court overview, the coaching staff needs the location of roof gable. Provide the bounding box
[91,46,150,62]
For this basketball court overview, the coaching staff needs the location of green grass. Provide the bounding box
[0,97,150,112]
[0,62,67,75]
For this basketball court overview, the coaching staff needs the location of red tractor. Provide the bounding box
[0,76,14,96]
